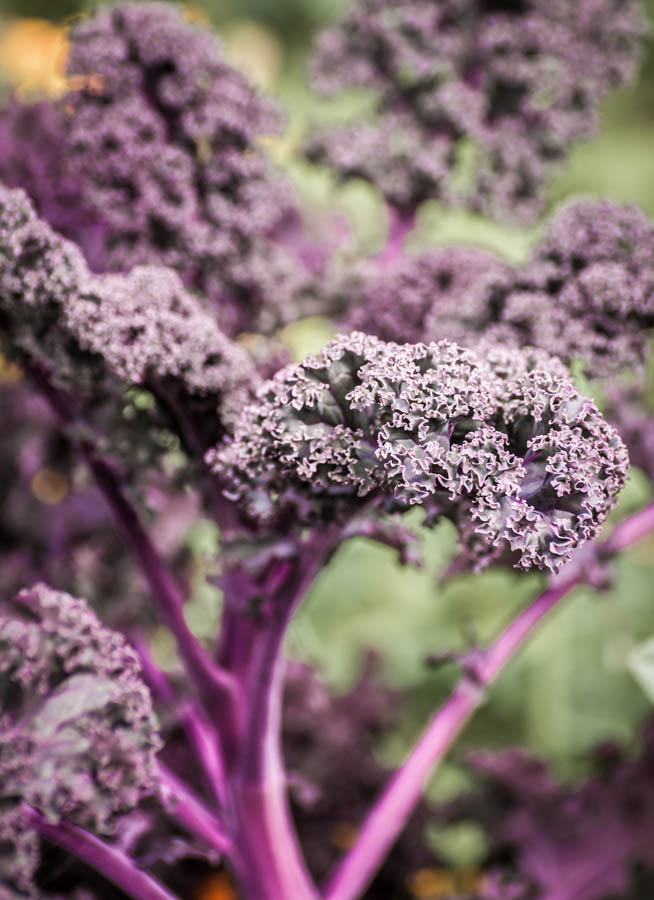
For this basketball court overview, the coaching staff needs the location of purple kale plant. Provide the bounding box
[0,2,312,337]
[1,1,654,899]
[306,0,647,224]
[0,185,259,475]
[0,99,104,269]
[211,332,628,572]
[0,583,161,898]
[440,720,654,900]
[61,2,313,336]
[342,198,654,379]
[282,661,442,900]
[342,245,513,347]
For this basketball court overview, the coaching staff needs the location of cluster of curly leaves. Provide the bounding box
[341,199,654,380]
[0,585,160,898]
[211,332,628,573]
[307,0,647,223]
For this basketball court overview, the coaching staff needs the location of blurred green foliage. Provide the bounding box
[2,0,654,792]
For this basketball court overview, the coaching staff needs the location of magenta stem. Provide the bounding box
[27,363,236,717]
[324,501,654,900]
[78,445,234,704]
[181,703,229,809]
[158,762,233,859]
[24,805,181,900]
[132,639,229,811]
[229,669,318,900]
[603,500,654,552]
[227,529,340,900]
[240,538,332,780]
[376,205,416,267]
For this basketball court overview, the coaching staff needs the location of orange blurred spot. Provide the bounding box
[0,18,68,96]
[183,4,210,24]
[407,866,485,898]
[235,332,263,351]
[0,355,23,384]
[31,468,69,505]
[67,73,106,94]
[457,866,484,891]
[408,867,455,899]
[257,135,281,150]
[195,871,238,900]
[329,822,360,851]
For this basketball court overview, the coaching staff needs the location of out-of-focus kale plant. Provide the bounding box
[1,1,654,898]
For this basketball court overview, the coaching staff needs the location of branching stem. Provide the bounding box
[324,501,654,900]
[181,703,229,809]
[158,762,234,859]
[24,806,182,900]
[376,204,416,267]
[25,362,237,719]
[225,527,340,900]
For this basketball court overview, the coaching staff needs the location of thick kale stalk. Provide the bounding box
[216,532,341,899]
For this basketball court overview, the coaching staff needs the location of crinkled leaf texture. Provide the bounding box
[62,1,309,335]
[0,185,259,438]
[307,0,647,222]
[0,584,161,899]
[211,333,629,573]
[341,199,654,379]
